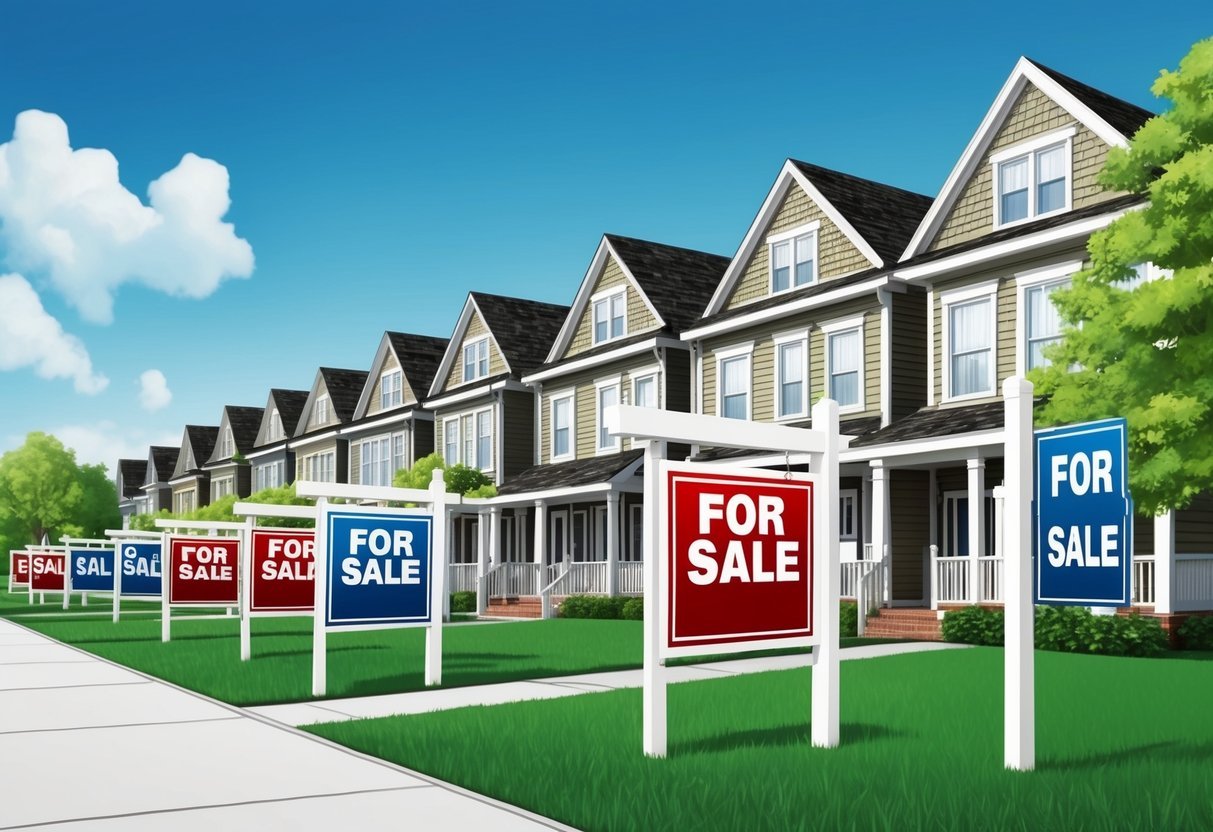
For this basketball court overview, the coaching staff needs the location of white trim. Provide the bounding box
[379,367,405,411]
[714,342,754,421]
[940,281,999,403]
[991,134,1073,229]
[351,333,400,420]
[521,336,684,384]
[988,125,1077,165]
[428,296,514,398]
[772,328,810,421]
[878,288,892,427]
[590,286,628,347]
[629,365,660,409]
[594,376,623,454]
[822,315,866,414]
[422,377,518,410]
[901,57,1134,261]
[288,429,341,450]
[767,221,821,295]
[339,410,415,437]
[549,388,576,463]
[1015,259,1082,375]
[461,335,491,383]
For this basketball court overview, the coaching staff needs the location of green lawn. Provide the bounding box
[306,648,1213,831]
[0,587,163,618]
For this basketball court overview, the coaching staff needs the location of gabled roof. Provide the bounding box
[294,368,368,438]
[117,459,144,499]
[352,332,449,420]
[270,389,309,436]
[174,426,218,477]
[144,446,179,486]
[543,234,730,363]
[900,56,1154,262]
[428,293,568,397]
[703,159,931,317]
[498,449,644,496]
[208,406,264,463]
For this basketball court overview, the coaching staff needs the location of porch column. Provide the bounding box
[488,506,501,567]
[967,455,986,604]
[870,460,888,606]
[533,500,547,570]
[606,491,620,596]
[1153,510,1175,614]
[928,468,938,610]
[475,509,490,615]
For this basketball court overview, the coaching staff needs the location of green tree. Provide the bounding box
[0,433,85,545]
[63,463,122,540]
[393,452,496,497]
[1034,38,1213,514]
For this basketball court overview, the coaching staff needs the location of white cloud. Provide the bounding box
[0,273,108,393]
[0,110,254,324]
[9,422,180,476]
[137,369,172,411]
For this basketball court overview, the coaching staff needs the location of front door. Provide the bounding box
[550,511,569,567]
[571,510,588,562]
[943,491,996,557]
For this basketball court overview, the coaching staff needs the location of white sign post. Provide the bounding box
[104,529,164,622]
[154,519,245,642]
[1003,376,1035,771]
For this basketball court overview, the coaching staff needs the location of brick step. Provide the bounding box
[863,609,943,641]
[486,596,543,619]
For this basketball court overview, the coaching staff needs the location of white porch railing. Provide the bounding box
[932,552,970,608]
[448,563,478,593]
[1133,555,1155,605]
[618,561,644,595]
[977,555,1003,604]
[1175,553,1213,612]
[484,562,540,598]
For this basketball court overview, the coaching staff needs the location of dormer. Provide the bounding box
[351,332,448,420]
[205,406,263,464]
[254,389,308,448]
[171,426,218,478]
[294,368,368,437]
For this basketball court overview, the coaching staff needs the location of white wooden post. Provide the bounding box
[967,455,986,603]
[62,555,71,610]
[312,497,329,697]
[1003,376,1034,771]
[870,460,888,606]
[606,491,620,596]
[112,543,122,623]
[425,468,447,686]
[1153,510,1174,614]
[811,398,840,749]
[928,468,938,609]
[534,500,547,617]
[160,532,171,643]
[489,506,502,567]
[240,517,253,661]
[642,439,667,758]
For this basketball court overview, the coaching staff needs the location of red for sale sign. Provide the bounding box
[662,462,814,657]
[249,529,315,612]
[168,536,239,605]
[10,551,31,587]
[29,552,67,591]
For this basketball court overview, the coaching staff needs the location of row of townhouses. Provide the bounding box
[115,58,1213,628]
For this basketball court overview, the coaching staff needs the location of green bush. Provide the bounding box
[839,601,859,639]
[1176,615,1213,650]
[558,595,628,620]
[941,605,1168,657]
[621,598,644,620]
[449,591,477,613]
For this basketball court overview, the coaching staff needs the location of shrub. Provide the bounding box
[839,601,859,639]
[942,605,1168,657]
[558,595,628,619]
[449,591,477,613]
[621,598,644,620]
[941,606,1004,646]
[1176,615,1213,650]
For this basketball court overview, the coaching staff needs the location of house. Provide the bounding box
[425,292,568,568]
[201,406,265,501]
[472,235,730,611]
[116,459,145,527]
[139,446,178,515]
[343,332,449,487]
[168,426,219,513]
[246,389,310,491]
[290,368,369,483]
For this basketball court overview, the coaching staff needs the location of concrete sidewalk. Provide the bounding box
[0,619,572,831]
[251,641,970,727]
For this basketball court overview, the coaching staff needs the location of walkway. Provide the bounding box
[0,619,572,831]
[251,641,969,727]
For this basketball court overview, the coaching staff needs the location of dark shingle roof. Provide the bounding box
[270,389,309,436]
[184,426,219,472]
[789,160,934,265]
[118,459,144,498]
[149,446,179,482]
[692,415,883,462]
[603,235,731,334]
[849,403,1005,447]
[1028,59,1154,140]
[225,406,264,455]
[691,266,887,330]
[387,332,449,396]
[319,368,369,423]
[470,293,569,378]
[498,450,644,495]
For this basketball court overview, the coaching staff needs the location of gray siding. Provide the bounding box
[414,419,434,462]
[890,290,928,419]
[502,389,536,479]
[1176,493,1213,555]
[664,348,692,413]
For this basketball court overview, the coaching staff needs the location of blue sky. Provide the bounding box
[0,1,1207,472]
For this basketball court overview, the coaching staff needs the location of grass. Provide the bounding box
[0,587,163,618]
[306,647,1213,831]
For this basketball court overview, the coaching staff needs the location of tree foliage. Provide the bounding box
[130,483,316,530]
[393,452,496,497]
[1034,38,1213,513]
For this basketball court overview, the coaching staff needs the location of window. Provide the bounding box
[943,284,998,400]
[839,489,857,540]
[824,317,864,410]
[302,452,334,482]
[268,409,283,441]
[393,432,406,474]
[597,381,620,452]
[769,226,818,293]
[628,503,643,561]
[212,477,233,500]
[476,410,492,470]
[255,461,284,492]
[176,491,195,513]
[717,346,752,420]
[1025,280,1068,370]
[315,396,330,425]
[463,338,489,381]
[380,370,403,409]
[220,427,234,458]
[462,414,474,467]
[360,436,392,486]
[1120,262,1171,292]
[592,290,626,344]
[774,333,808,418]
[444,418,459,465]
[992,129,1073,227]
[551,393,573,460]
[632,373,658,408]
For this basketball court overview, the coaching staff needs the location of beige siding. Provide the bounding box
[930,83,1126,252]
[434,394,498,482]
[306,378,335,432]
[501,390,535,479]
[564,255,660,359]
[440,311,508,393]
[890,290,928,418]
[724,183,873,311]
[366,348,417,416]
[700,297,882,421]
[348,442,361,484]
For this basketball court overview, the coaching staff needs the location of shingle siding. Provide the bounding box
[565,255,660,358]
[366,347,416,416]
[441,311,508,392]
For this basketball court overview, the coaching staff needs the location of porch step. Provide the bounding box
[485,596,543,619]
[863,608,944,642]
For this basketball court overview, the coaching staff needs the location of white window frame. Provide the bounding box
[462,336,490,382]
[628,502,643,561]
[767,221,820,295]
[772,329,810,420]
[822,315,866,414]
[940,280,999,403]
[475,408,493,471]
[991,127,1076,229]
[443,417,460,466]
[715,342,754,421]
[1015,260,1082,375]
[839,488,858,541]
[595,376,622,454]
[268,409,283,442]
[212,476,234,501]
[549,390,575,462]
[315,395,330,426]
[380,369,403,410]
[359,434,393,487]
[630,365,660,409]
[219,427,234,459]
[591,287,627,345]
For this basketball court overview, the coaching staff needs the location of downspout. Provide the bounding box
[876,286,892,428]
[495,388,505,487]
[534,381,543,466]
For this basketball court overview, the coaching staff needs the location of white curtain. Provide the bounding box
[829,330,860,405]
[779,341,804,415]
[950,299,991,395]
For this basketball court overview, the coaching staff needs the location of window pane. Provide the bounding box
[611,293,625,338]
[462,415,473,466]
[593,300,606,342]
[721,357,748,420]
[1037,145,1067,215]
[999,157,1029,222]
[829,329,860,373]
[634,376,656,408]
[599,386,618,448]
[950,299,991,352]
[771,241,790,292]
[778,341,804,416]
[831,371,859,406]
[951,351,990,396]
[794,233,815,286]
[477,341,488,376]
[477,411,491,469]
[445,421,458,464]
[1037,178,1065,214]
[554,399,570,456]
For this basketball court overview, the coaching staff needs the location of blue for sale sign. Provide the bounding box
[118,542,163,596]
[1035,418,1133,606]
[324,508,433,627]
[70,549,115,591]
